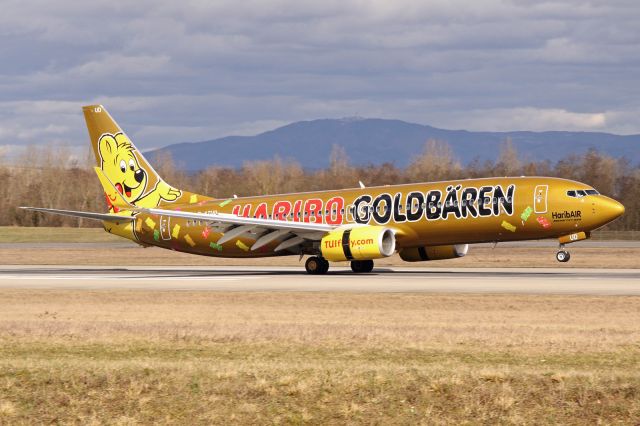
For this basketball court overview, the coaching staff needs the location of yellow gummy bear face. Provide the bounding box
[98,133,147,203]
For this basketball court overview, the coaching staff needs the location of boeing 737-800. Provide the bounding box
[22,106,625,274]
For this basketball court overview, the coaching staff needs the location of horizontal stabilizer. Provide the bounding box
[20,207,135,222]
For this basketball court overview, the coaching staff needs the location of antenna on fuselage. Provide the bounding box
[358,180,365,189]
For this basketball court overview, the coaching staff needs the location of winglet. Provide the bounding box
[94,167,134,211]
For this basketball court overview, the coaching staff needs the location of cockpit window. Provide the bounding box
[567,189,599,198]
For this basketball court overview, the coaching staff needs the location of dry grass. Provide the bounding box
[0,291,639,424]
[0,226,118,243]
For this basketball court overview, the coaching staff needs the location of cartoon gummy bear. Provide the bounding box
[98,133,181,209]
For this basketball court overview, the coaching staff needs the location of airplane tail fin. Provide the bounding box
[83,105,205,212]
[94,166,134,213]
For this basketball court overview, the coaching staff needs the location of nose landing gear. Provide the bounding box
[556,244,571,263]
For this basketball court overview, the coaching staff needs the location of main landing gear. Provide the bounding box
[556,244,571,263]
[305,256,329,275]
[304,257,376,274]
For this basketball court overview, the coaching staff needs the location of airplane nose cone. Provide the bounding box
[600,197,625,222]
[614,200,625,217]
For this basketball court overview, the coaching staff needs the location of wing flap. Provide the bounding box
[274,236,306,252]
[217,224,257,245]
[251,229,290,251]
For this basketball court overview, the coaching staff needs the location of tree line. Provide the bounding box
[3,139,638,230]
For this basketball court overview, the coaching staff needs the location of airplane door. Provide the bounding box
[160,216,171,240]
[534,185,548,214]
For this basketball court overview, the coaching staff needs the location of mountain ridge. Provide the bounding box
[145,117,640,171]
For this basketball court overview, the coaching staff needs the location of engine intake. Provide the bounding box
[399,244,469,262]
[321,226,395,261]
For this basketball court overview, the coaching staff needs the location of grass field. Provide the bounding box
[0,291,638,424]
[0,226,120,243]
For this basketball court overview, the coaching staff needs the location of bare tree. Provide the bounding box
[580,149,618,196]
[494,137,521,176]
[241,156,304,195]
[407,139,461,182]
[329,144,349,176]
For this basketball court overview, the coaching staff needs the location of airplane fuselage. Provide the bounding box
[117,176,622,258]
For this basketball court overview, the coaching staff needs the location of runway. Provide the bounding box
[0,266,639,295]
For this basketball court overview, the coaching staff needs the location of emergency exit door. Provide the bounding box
[160,216,171,240]
[534,185,548,213]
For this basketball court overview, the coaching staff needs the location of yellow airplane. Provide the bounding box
[22,105,625,274]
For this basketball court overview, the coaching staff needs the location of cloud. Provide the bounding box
[0,0,639,154]
[430,107,608,132]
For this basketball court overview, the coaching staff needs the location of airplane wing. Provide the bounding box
[137,207,338,252]
[20,207,135,222]
[19,204,340,251]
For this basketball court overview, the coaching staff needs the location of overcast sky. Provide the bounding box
[1,0,639,154]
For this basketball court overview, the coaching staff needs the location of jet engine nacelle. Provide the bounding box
[321,226,396,261]
[399,244,469,262]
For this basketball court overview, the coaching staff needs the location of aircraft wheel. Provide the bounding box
[556,250,570,263]
[351,259,374,273]
[319,258,329,274]
[305,256,329,274]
